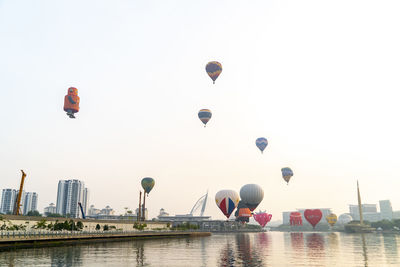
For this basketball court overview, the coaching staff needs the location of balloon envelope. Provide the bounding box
[290,212,303,226]
[338,214,353,224]
[198,109,212,126]
[253,212,272,227]
[304,209,322,228]
[326,213,338,227]
[281,167,294,184]
[215,190,240,219]
[239,184,264,211]
[206,61,222,84]
[64,87,80,118]
[255,138,268,153]
[141,177,155,194]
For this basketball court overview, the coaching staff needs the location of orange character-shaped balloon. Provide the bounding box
[64,87,80,118]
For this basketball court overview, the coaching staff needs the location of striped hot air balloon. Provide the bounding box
[215,190,240,219]
[326,213,338,227]
[198,109,212,127]
[256,137,268,153]
[239,184,264,212]
[206,61,222,84]
[281,167,294,184]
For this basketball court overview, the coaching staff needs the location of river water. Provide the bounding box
[0,232,399,266]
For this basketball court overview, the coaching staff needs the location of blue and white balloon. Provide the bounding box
[256,137,268,153]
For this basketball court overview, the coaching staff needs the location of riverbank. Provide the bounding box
[0,230,211,251]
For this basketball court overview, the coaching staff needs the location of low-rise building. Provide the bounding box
[44,203,57,215]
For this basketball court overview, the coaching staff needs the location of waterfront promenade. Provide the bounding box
[0,230,211,251]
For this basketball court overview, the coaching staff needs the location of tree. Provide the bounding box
[76,221,83,230]
[26,210,42,217]
[371,220,394,230]
[96,224,101,230]
[103,224,109,231]
[33,219,47,229]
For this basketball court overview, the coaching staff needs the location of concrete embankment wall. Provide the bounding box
[0,215,168,231]
[0,231,211,251]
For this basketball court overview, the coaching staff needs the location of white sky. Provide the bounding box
[1,0,400,220]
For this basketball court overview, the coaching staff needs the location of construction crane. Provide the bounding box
[78,202,86,219]
[13,170,26,215]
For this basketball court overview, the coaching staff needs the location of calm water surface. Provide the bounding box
[1,232,399,266]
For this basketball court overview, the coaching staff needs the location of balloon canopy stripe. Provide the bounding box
[219,198,227,215]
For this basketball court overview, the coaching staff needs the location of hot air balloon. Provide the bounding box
[235,201,252,223]
[290,212,303,226]
[206,61,222,84]
[64,87,80,118]
[240,184,264,211]
[281,167,294,184]
[255,138,268,153]
[198,109,212,127]
[141,177,155,195]
[326,213,338,227]
[215,190,240,219]
[338,214,352,224]
[304,209,322,229]
[253,212,272,227]
[238,208,252,218]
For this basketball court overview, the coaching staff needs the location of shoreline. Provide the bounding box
[0,231,211,251]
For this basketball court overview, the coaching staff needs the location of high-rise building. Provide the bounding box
[1,189,38,215]
[56,180,89,218]
[82,188,89,216]
[23,192,38,215]
[379,200,393,220]
[349,204,378,221]
[0,189,17,214]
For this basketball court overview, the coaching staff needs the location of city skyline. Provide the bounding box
[1,1,400,220]
[0,189,38,215]
[2,180,399,224]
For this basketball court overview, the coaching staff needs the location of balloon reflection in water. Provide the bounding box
[306,233,325,259]
[290,233,304,251]
[257,233,271,247]
[218,242,235,267]
[327,233,339,250]
[235,234,263,267]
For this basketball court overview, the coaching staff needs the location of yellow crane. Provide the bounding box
[13,170,26,215]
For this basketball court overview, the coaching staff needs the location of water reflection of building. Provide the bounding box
[50,245,83,267]
[382,234,399,265]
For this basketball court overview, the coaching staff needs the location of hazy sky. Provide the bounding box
[1,0,400,220]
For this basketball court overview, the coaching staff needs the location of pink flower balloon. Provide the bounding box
[253,212,272,227]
